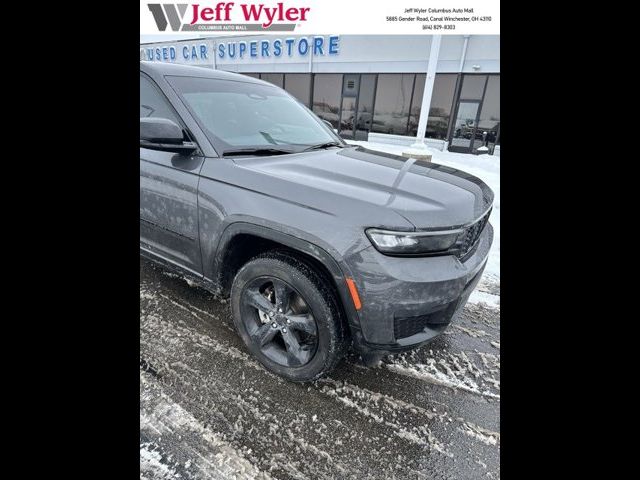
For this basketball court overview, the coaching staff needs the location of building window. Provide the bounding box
[284,74,312,107]
[477,75,500,151]
[407,74,425,137]
[449,74,500,154]
[460,74,486,100]
[372,74,415,136]
[260,73,284,88]
[355,74,377,139]
[312,74,343,129]
[424,74,458,140]
[242,73,260,79]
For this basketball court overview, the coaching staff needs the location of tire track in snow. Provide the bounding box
[317,380,453,458]
[141,372,274,480]
[384,356,500,399]
[315,378,499,454]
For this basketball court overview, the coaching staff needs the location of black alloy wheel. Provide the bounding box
[240,277,318,367]
[230,251,347,382]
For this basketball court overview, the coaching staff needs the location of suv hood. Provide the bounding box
[232,146,493,229]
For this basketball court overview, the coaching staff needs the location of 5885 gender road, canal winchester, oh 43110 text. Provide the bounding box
[386,8,492,30]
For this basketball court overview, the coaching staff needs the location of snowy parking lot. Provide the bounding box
[140,263,500,478]
[140,145,500,479]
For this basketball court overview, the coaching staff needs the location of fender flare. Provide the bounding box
[213,222,361,330]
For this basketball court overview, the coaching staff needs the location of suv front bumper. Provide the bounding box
[345,223,493,354]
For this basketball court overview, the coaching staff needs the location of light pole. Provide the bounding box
[403,35,442,161]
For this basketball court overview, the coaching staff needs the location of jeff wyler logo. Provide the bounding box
[148,2,311,32]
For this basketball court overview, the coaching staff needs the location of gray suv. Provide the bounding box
[140,62,494,381]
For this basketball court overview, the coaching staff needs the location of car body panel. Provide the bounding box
[140,148,205,273]
[228,146,492,230]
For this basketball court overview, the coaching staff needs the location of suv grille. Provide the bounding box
[456,209,491,261]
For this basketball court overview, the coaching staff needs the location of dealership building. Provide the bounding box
[140,34,500,155]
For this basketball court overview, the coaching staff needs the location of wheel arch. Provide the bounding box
[212,222,361,332]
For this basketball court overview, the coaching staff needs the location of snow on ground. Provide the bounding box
[348,140,500,307]
[141,371,274,480]
[468,289,500,309]
[140,258,501,479]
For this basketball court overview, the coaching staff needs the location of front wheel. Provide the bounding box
[230,252,347,382]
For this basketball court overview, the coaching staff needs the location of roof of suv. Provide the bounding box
[140,61,266,85]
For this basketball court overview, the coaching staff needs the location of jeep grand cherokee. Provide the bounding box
[140,61,493,381]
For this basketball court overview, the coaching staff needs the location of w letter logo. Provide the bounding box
[148,4,187,31]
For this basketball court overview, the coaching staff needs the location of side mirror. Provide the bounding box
[140,117,197,154]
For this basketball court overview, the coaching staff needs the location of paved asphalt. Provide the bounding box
[140,257,500,479]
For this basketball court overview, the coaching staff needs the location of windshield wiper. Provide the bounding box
[222,147,294,157]
[302,141,345,152]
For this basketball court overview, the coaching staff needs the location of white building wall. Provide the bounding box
[461,35,500,72]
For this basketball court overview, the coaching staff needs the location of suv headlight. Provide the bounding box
[365,228,462,256]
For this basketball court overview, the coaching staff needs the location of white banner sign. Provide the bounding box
[140,0,500,35]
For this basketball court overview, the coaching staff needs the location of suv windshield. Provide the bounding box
[167,75,343,155]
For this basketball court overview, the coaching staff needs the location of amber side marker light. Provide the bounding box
[345,277,362,310]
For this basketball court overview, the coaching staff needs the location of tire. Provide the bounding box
[230,251,347,382]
